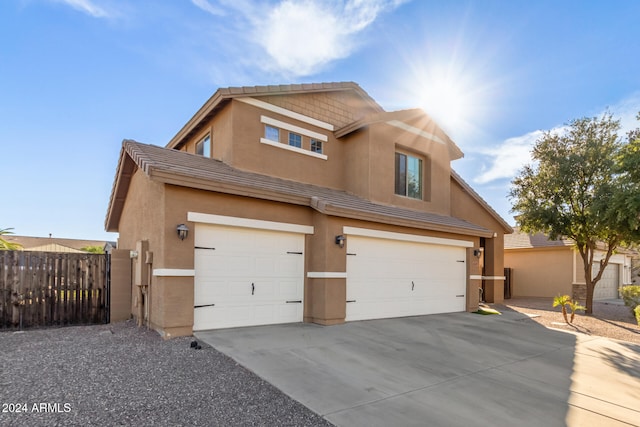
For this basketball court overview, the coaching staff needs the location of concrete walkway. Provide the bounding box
[196,310,640,427]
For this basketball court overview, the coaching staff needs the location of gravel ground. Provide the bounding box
[0,320,333,427]
[498,297,640,344]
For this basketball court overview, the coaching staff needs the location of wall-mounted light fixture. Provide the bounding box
[335,235,346,248]
[176,224,189,241]
[473,249,482,258]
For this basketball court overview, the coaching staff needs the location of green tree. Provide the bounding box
[0,228,22,250]
[510,113,640,314]
[81,245,105,254]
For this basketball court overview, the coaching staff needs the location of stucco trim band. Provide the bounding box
[343,226,474,248]
[260,138,328,160]
[261,116,328,141]
[188,212,315,234]
[153,269,196,277]
[307,272,348,279]
[238,97,335,131]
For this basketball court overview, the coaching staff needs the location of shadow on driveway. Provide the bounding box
[197,309,640,426]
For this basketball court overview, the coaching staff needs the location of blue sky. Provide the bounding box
[2,0,640,240]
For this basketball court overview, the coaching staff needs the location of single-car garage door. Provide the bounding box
[193,224,305,330]
[593,263,620,300]
[346,234,468,321]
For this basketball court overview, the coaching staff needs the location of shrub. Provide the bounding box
[635,306,640,326]
[620,285,640,314]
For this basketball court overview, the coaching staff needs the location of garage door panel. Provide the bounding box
[194,223,305,330]
[593,263,620,300]
[346,236,467,321]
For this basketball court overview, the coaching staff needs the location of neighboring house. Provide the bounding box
[105,82,512,338]
[2,235,114,253]
[504,230,634,301]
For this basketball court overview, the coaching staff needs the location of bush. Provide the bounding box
[635,306,640,326]
[620,285,640,314]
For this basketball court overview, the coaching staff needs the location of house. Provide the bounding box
[504,230,634,301]
[2,235,114,253]
[105,82,512,338]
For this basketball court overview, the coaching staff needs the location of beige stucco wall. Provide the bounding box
[504,248,574,297]
[449,177,508,303]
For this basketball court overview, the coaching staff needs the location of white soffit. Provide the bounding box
[238,97,334,131]
[343,226,473,248]
[188,212,314,234]
[386,120,446,145]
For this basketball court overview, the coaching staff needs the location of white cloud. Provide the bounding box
[257,0,405,76]
[193,0,408,77]
[54,0,110,18]
[191,0,226,16]
[473,130,544,184]
[474,93,640,186]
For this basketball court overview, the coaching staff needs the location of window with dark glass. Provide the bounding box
[395,152,422,199]
[310,139,323,154]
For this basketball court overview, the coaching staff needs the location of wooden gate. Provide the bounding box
[0,251,108,329]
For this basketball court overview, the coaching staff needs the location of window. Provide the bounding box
[196,134,211,157]
[288,132,302,148]
[260,116,328,160]
[265,125,280,142]
[310,139,323,154]
[395,152,422,199]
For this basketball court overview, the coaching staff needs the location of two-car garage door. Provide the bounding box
[346,234,468,321]
[193,220,470,330]
[193,223,305,331]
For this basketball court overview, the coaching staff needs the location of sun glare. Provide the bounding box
[414,65,477,137]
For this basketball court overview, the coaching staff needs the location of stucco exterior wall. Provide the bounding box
[449,177,508,303]
[504,248,574,297]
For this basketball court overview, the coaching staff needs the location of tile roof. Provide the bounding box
[106,140,495,238]
[504,229,573,249]
[166,82,383,150]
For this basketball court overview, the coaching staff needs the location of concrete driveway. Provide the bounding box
[196,309,640,427]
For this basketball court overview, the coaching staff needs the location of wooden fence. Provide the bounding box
[0,251,109,329]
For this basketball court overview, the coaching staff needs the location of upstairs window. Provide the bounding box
[288,132,302,148]
[395,152,423,199]
[265,125,280,142]
[310,139,323,154]
[196,134,211,157]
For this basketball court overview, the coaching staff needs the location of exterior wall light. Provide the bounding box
[335,235,346,248]
[176,224,189,241]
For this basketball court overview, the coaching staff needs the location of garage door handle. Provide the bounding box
[346,300,356,303]
[194,303,215,308]
[286,300,302,303]
[456,295,465,297]
[412,281,415,291]
[252,283,255,295]
[287,251,303,255]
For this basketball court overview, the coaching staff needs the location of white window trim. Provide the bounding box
[343,226,473,248]
[238,97,334,131]
[260,137,328,160]
[188,212,314,234]
[262,116,328,142]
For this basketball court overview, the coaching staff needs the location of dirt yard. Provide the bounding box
[499,297,640,344]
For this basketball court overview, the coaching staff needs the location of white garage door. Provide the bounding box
[193,224,305,330]
[593,263,620,300]
[346,235,467,321]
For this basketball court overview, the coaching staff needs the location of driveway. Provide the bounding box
[196,309,640,427]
